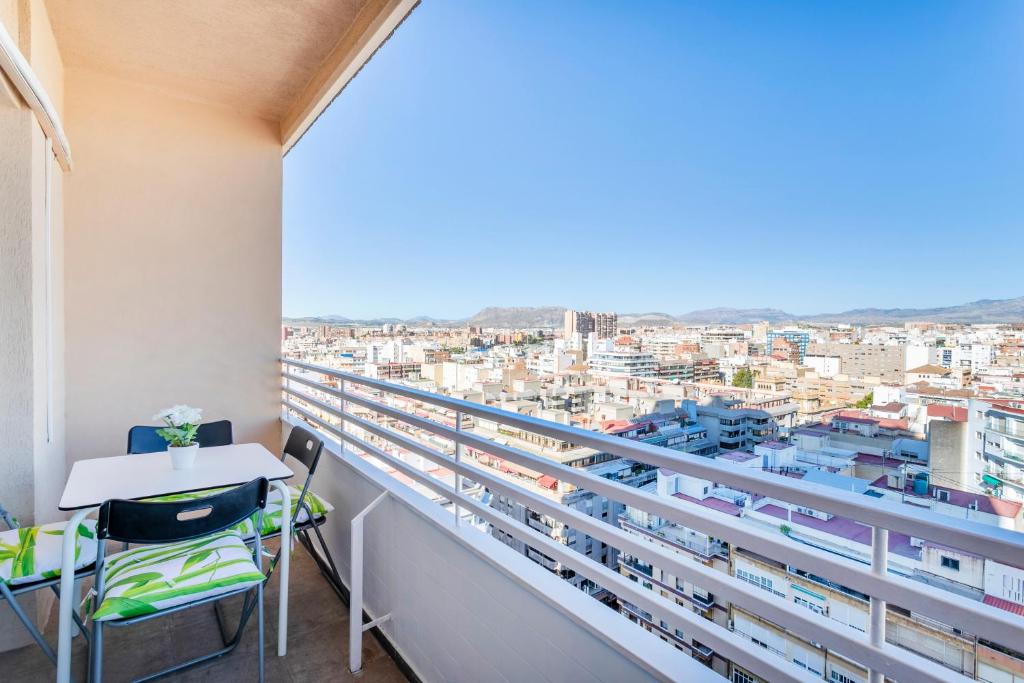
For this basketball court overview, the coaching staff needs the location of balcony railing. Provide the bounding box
[281,358,1024,683]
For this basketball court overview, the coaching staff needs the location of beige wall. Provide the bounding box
[63,67,283,463]
[0,0,67,650]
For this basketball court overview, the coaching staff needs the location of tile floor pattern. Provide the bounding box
[6,541,407,682]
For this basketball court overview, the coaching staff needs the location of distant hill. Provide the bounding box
[803,297,1024,324]
[466,306,566,328]
[618,312,678,326]
[675,307,793,324]
[285,296,1024,327]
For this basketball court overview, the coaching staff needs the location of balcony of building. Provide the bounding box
[3,3,1024,683]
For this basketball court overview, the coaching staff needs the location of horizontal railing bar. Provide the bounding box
[298,397,968,682]
[282,377,1024,648]
[282,359,1024,566]
[281,405,816,683]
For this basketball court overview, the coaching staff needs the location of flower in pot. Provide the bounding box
[154,405,203,470]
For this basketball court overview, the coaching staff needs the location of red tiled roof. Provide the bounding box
[835,410,909,431]
[537,475,558,490]
[927,404,968,422]
[854,453,913,466]
[984,595,1024,617]
[673,492,742,517]
[757,504,919,559]
[833,415,878,425]
[601,419,655,435]
[991,401,1024,417]
[720,450,758,463]
[869,477,1023,518]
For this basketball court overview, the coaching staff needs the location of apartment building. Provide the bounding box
[617,461,1024,683]
[589,349,659,378]
[767,331,811,363]
[564,309,618,340]
[696,396,780,452]
[701,329,749,345]
[618,497,732,676]
[602,410,719,458]
[470,418,655,593]
[364,361,422,381]
[971,398,1024,502]
[807,342,907,384]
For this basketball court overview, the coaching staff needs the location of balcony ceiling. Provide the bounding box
[44,0,372,122]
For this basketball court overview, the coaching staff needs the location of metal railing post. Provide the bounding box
[454,409,463,528]
[283,362,291,418]
[349,491,390,675]
[868,525,888,683]
[339,378,347,435]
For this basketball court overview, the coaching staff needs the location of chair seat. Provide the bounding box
[0,520,98,586]
[145,486,334,539]
[93,530,264,622]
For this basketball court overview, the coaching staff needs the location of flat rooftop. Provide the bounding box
[758,504,919,560]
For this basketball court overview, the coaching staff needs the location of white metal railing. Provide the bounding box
[349,491,391,674]
[281,359,1024,683]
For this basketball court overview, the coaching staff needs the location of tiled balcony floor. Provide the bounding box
[7,541,407,682]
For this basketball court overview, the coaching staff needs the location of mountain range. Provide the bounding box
[284,296,1024,327]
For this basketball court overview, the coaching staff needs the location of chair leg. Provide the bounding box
[214,590,257,648]
[308,523,344,587]
[50,583,91,646]
[0,582,58,665]
[89,620,103,683]
[257,582,265,683]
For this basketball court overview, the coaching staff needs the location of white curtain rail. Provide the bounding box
[0,20,72,171]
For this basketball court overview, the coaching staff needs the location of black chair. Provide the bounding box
[89,478,269,682]
[230,426,342,633]
[268,426,340,584]
[126,419,234,454]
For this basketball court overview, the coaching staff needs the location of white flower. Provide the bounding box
[153,404,203,427]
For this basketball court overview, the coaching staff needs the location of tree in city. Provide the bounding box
[854,391,874,409]
[732,368,753,388]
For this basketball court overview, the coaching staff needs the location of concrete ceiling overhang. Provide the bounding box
[44,0,417,150]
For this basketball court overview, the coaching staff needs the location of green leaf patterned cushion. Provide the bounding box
[93,530,264,622]
[0,520,98,586]
[247,485,334,537]
[145,486,333,538]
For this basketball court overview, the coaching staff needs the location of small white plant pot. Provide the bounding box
[168,444,199,470]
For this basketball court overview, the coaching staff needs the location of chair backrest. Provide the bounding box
[96,478,269,544]
[282,425,324,474]
[127,420,234,454]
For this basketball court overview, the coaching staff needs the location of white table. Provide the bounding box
[56,443,294,683]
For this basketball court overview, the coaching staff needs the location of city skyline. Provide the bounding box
[284,0,1024,319]
[282,293,1024,325]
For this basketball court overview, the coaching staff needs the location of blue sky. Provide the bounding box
[283,0,1023,319]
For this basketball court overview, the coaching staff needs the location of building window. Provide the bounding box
[830,672,858,683]
[794,595,825,615]
[941,556,960,571]
[733,671,756,683]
